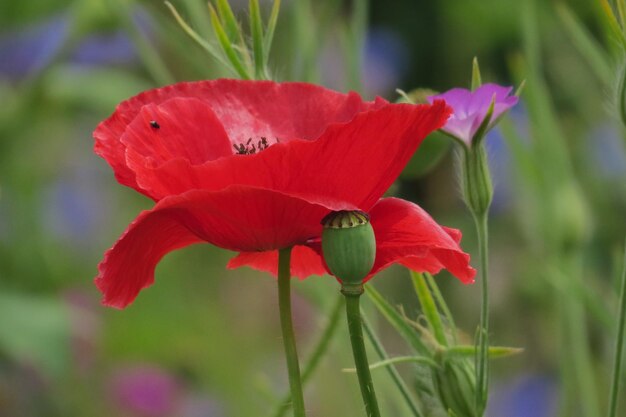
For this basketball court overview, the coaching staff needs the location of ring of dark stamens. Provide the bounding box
[233,137,279,155]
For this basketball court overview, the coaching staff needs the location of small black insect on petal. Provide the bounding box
[149,120,160,129]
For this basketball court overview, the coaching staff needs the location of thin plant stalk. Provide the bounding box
[474,212,489,414]
[271,296,343,417]
[607,242,626,417]
[277,248,306,417]
[343,288,382,417]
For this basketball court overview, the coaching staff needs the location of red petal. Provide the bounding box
[133,101,451,207]
[122,98,233,166]
[96,185,348,307]
[366,198,475,283]
[94,80,384,196]
[95,210,203,309]
[227,245,327,279]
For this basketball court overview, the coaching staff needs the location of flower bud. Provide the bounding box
[432,357,479,417]
[461,146,493,217]
[321,211,376,287]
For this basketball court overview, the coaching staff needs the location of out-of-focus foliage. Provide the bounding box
[1,0,625,416]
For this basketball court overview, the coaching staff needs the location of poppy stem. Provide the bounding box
[270,296,343,417]
[474,212,489,415]
[277,247,307,417]
[342,284,382,417]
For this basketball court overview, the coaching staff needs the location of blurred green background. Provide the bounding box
[1,0,625,416]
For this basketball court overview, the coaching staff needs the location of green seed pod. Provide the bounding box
[321,211,376,286]
[432,357,478,417]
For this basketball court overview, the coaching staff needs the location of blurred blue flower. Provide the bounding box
[362,28,409,97]
[0,11,144,81]
[0,13,70,79]
[42,164,111,248]
[487,373,558,417]
[485,102,530,214]
[587,122,626,178]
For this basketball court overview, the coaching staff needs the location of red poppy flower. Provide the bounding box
[94,79,475,308]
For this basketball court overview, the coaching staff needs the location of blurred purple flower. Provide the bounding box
[487,374,558,417]
[108,365,181,417]
[429,83,518,146]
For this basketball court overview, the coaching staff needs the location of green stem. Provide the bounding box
[607,242,626,417]
[277,248,306,417]
[271,296,343,417]
[362,314,424,417]
[343,285,382,417]
[561,254,600,417]
[474,212,489,415]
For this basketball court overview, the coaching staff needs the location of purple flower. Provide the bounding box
[428,83,518,146]
[108,365,181,417]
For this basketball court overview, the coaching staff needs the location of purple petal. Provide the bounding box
[429,83,518,144]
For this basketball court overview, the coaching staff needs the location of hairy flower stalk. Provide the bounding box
[322,211,381,417]
[429,64,519,415]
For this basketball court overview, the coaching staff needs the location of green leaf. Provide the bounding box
[598,0,626,49]
[411,272,448,347]
[209,4,252,79]
[164,1,232,71]
[215,0,242,43]
[0,292,70,376]
[249,0,265,79]
[263,0,281,65]
[343,356,439,373]
[444,345,524,359]
[555,2,612,86]
[365,285,430,356]
[400,131,452,179]
[424,273,458,344]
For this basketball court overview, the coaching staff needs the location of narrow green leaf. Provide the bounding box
[343,356,440,373]
[445,345,524,360]
[263,0,281,65]
[164,1,232,70]
[411,272,448,347]
[208,4,251,79]
[598,0,626,49]
[424,273,458,344]
[395,88,415,104]
[555,2,612,85]
[471,57,482,91]
[362,316,425,417]
[514,79,526,97]
[215,0,242,43]
[249,0,265,79]
[617,0,626,29]
[607,239,626,417]
[365,285,430,356]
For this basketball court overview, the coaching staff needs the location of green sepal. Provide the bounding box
[471,57,482,91]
